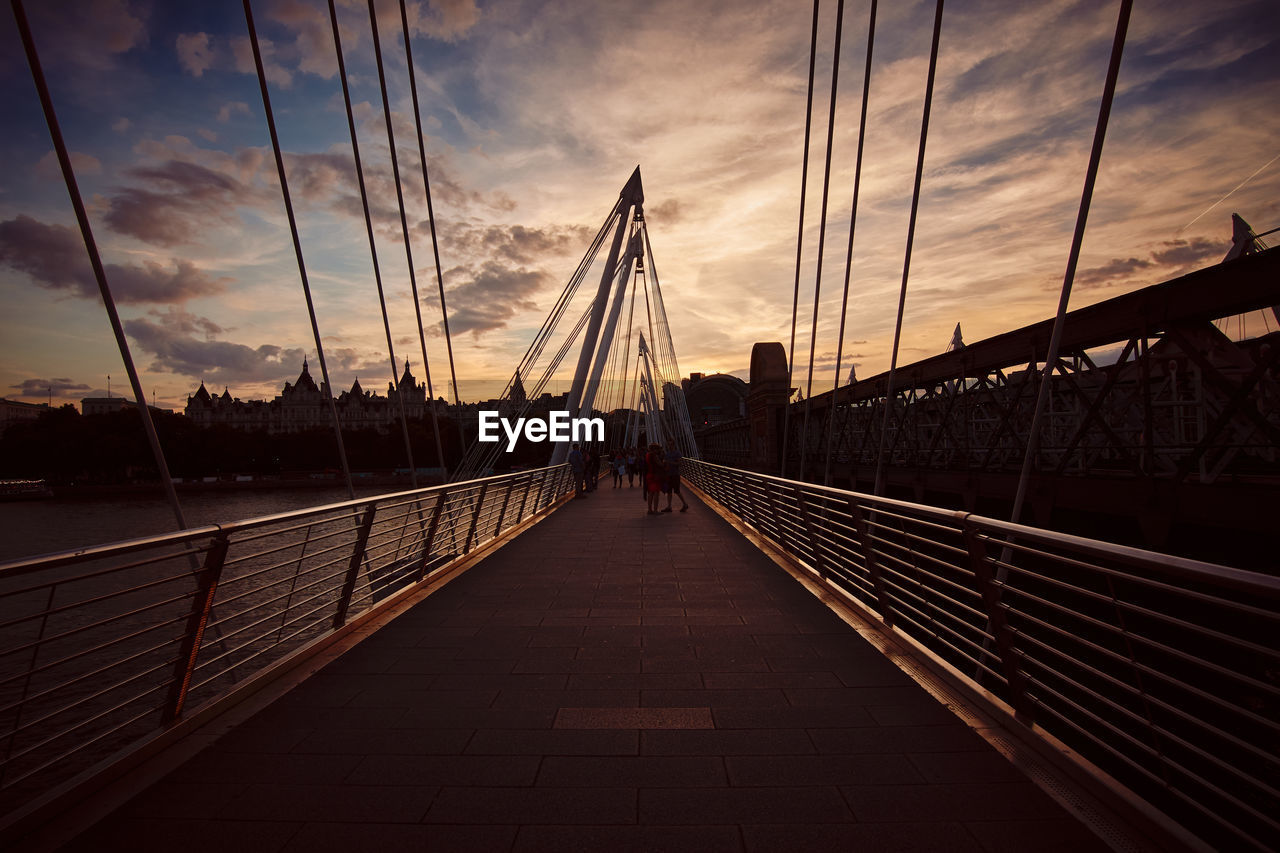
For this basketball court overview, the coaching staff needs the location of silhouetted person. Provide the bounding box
[645,442,665,515]
[662,439,688,513]
[586,447,601,491]
[626,448,638,487]
[568,443,586,498]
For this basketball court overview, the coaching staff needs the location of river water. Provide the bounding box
[0,487,396,563]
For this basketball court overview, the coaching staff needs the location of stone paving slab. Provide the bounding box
[64,481,1110,852]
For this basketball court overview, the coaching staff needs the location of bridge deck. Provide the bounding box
[66,484,1109,852]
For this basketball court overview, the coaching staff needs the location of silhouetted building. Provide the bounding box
[682,372,748,426]
[0,398,49,435]
[80,397,171,416]
[185,359,428,434]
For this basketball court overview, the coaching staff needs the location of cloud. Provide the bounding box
[112,117,131,133]
[123,312,306,384]
[0,215,228,304]
[35,150,102,180]
[216,101,250,123]
[10,378,91,398]
[1151,237,1220,268]
[175,32,215,77]
[24,0,147,71]
[103,159,252,246]
[1075,257,1155,290]
[442,222,595,266]
[417,0,481,42]
[445,261,548,334]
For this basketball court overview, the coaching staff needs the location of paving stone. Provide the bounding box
[292,727,473,755]
[536,755,727,787]
[347,754,540,786]
[741,822,984,852]
[282,822,517,853]
[466,728,639,755]
[424,786,636,825]
[217,782,438,822]
[513,825,742,852]
[168,751,362,786]
[725,753,924,786]
[641,728,815,756]
[963,818,1113,852]
[638,786,853,824]
[810,724,989,754]
[554,706,713,729]
[841,782,1069,822]
[62,818,301,853]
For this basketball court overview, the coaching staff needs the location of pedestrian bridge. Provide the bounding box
[0,462,1275,851]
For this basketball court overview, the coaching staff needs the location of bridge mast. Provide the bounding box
[550,167,644,464]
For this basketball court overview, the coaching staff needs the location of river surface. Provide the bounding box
[0,487,396,563]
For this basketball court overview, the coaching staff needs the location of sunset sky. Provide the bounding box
[1,0,1277,411]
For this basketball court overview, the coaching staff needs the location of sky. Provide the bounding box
[0,0,1278,412]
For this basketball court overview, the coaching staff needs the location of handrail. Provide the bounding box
[684,458,1280,852]
[0,463,571,828]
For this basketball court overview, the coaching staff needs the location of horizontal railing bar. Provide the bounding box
[1009,608,1280,728]
[0,696,167,793]
[1003,590,1280,700]
[1,665,173,769]
[1018,635,1280,772]
[0,589,196,669]
[0,626,184,719]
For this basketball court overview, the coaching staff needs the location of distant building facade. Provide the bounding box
[682,372,748,426]
[185,359,431,434]
[0,398,49,435]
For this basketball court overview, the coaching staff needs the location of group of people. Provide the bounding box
[566,440,689,515]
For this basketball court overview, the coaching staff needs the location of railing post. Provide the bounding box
[847,499,894,627]
[494,480,514,537]
[963,520,1035,720]
[162,534,230,724]
[333,504,377,630]
[792,484,828,579]
[739,468,760,528]
[464,483,488,554]
[533,468,549,513]
[515,472,532,523]
[413,492,447,582]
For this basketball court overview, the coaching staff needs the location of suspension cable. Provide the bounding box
[367,0,447,485]
[12,0,195,522]
[824,0,878,486]
[780,0,822,478]
[397,0,459,410]
[800,0,846,481]
[1010,0,1132,525]
[872,0,944,498]
[243,0,355,499]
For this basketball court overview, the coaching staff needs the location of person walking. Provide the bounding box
[625,449,637,487]
[662,439,689,513]
[568,443,586,498]
[612,451,625,488]
[635,446,647,500]
[586,447,601,492]
[644,442,665,515]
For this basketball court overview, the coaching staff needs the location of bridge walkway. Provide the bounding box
[64,482,1110,852]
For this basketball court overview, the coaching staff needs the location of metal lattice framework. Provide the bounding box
[453,168,698,480]
[731,248,1280,495]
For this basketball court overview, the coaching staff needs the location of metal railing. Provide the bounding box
[685,458,1279,852]
[0,464,571,826]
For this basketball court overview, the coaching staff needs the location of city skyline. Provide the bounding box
[1,0,1278,412]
